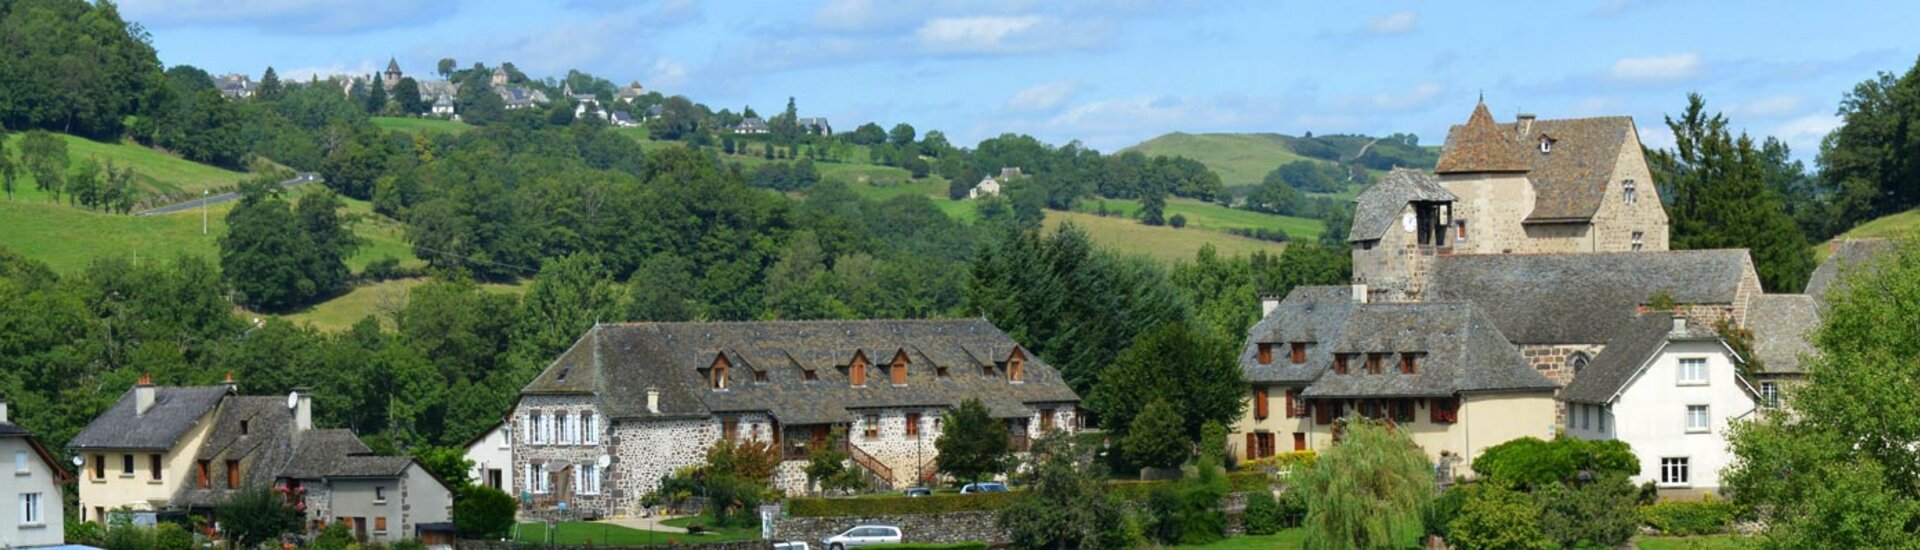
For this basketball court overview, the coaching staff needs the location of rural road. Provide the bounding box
[136,173,320,216]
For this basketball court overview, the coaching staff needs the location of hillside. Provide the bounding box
[372,116,471,135]
[1043,210,1290,264]
[1123,132,1319,186]
[0,133,249,205]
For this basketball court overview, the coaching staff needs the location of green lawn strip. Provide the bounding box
[1123,132,1323,187]
[1078,197,1324,241]
[513,520,754,546]
[1,133,248,201]
[1043,210,1289,265]
[371,116,471,135]
[1633,535,1758,550]
[657,516,763,542]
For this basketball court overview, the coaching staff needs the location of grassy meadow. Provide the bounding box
[0,133,249,204]
[1123,132,1322,186]
[1044,210,1290,264]
[1081,196,1326,241]
[371,116,471,135]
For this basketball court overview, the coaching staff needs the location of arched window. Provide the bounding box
[1570,353,1591,375]
[1539,136,1554,153]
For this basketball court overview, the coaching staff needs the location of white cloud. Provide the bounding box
[647,59,689,90]
[1728,94,1803,118]
[1365,11,1419,35]
[121,0,456,34]
[917,16,1040,52]
[281,60,381,82]
[1772,112,1840,150]
[1004,81,1082,112]
[1609,53,1704,82]
[1340,82,1445,111]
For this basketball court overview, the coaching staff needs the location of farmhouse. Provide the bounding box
[1,399,72,548]
[509,319,1079,519]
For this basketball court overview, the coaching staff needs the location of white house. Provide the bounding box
[1,399,71,548]
[431,95,455,117]
[462,422,514,496]
[968,175,1001,199]
[1561,314,1758,493]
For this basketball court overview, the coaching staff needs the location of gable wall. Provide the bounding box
[1576,339,1753,489]
[1438,172,1537,255]
[1587,125,1671,252]
[76,408,218,518]
[0,437,65,547]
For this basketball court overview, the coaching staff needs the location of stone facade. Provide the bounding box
[772,510,1005,545]
[1521,344,1608,387]
[1352,202,1439,303]
[513,395,618,518]
[607,418,714,516]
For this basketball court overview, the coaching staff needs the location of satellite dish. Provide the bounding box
[597,455,611,468]
[286,392,299,410]
[71,455,84,467]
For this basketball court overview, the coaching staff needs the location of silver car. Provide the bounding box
[822,525,903,549]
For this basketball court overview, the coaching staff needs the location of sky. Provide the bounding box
[125,0,1919,159]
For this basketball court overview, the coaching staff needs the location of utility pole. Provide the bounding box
[201,189,209,235]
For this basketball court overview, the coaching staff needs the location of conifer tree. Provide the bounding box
[1649,94,1815,292]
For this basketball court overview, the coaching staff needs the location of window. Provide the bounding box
[561,412,575,445]
[240,420,250,435]
[375,486,387,502]
[1359,400,1382,419]
[850,358,868,387]
[14,451,25,474]
[1286,389,1306,418]
[517,414,529,446]
[1253,387,1269,420]
[863,414,879,439]
[754,370,768,383]
[711,356,730,390]
[1390,399,1415,423]
[1400,353,1420,374]
[891,359,908,386]
[582,464,601,495]
[1760,381,1780,407]
[549,412,561,444]
[1678,358,1708,385]
[1631,231,1644,251]
[804,370,819,382]
[1246,433,1276,459]
[525,465,538,494]
[374,517,387,533]
[226,460,239,488]
[1009,354,1025,382]
[1366,353,1384,375]
[908,413,923,437]
[1539,137,1554,153]
[196,460,210,488]
[584,412,598,445]
[1623,180,1638,205]
[93,455,104,479]
[121,454,133,476]
[1599,406,1609,433]
[1293,432,1307,452]
[1660,457,1690,486]
[1257,343,1273,365]
[1686,405,1710,433]
[150,454,161,481]
[722,418,739,441]
[1456,219,1469,241]
[1334,354,1349,375]
[1430,398,1459,424]
[1571,353,1591,374]
[1290,342,1307,364]
[936,366,949,378]
[1581,404,1591,430]
[20,492,41,526]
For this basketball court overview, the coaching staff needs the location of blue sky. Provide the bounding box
[126,0,1917,158]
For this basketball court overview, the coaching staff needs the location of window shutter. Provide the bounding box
[1313,402,1331,425]
[1284,390,1296,418]
[1291,343,1306,364]
[1254,387,1269,419]
[1245,433,1257,459]
[1257,343,1272,365]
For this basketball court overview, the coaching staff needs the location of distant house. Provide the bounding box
[462,422,513,495]
[431,95,455,117]
[609,111,637,127]
[735,117,769,134]
[616,81,645,103]
[382,57,404,88]
[215,74,254,99]
[644,104,665,120]
[1562,314,1758,494]
[968,175,1001,199]
[496,86,548,110]
[798,117,832,136]
[1,398,72,548]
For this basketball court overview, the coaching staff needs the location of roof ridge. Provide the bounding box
[1435,101,1531,174]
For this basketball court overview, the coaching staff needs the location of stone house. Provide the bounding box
[798,117,832,136]
[1562,314,1759,493]
[510,319,1080,519]
[615,81,646,103]
[281,428,453,544]
[1,399,72,548]
[735,117,770,134]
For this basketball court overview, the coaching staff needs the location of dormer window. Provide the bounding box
[804,370,818,382]
[1009,351,1025,383]
[891,353,909,386]
[1539,136,1554,153]
[240,420,250,435]
[1290,343,1307,364]
[936,366,949,378]
[850,355,868,387]
[1334,354,1349,375]
[1257,343,1273,365]
[754,370,768,383]
[1400,353,1421,374]
[709,355,730,390]
[1366,353,1384,375]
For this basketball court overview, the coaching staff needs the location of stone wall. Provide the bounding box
[1589,125,1670,253]
[609,417,719,517]
[772,510,1004,545]
[513,395,616,519]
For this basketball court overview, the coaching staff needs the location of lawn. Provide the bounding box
[514,518,759,546]
[1170,530,1306,549]
[278,277,524,331]
[1634,535,1757,549]
[1123,132,1326,187]
[1044,210,1290,265]
[1081,197,1325,241]
[371,116,471,135]
[1812,208,1917,262]
[1,133,249,203]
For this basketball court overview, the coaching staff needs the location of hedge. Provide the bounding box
[862,544,989,550]
[786,492,1019,517]
[1639,495,1739,536]
[1109,471,1271,501]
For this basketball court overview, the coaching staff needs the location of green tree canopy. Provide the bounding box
[935,398,1011,485]
[998,431,1128,549]
[1087,322,1244,445]
[1298,419,1434,549]
[1649,93,1815,292]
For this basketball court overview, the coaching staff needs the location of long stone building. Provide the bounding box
[510,319,1079,519]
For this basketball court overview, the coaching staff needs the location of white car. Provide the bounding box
[822,525,903,549]
[960,482,1008,494]
[773,543,811,550]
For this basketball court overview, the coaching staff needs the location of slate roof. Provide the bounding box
[1350,169,1456,242]
[1242,286,1358,384]
[1806,239,1895,300]
[0,419,73,483]
[521,320,1080,425]
[1746,294,1819,375]
[174,397,298,507]
[281,429,413,479]
[1437,104,1641,222]
[69,386,231,451]
[1301,302,1556,398]
[1427,250,1751,345]
[1434,102,1530,174]
[1562,314,1726,404]
[736,117,769,132]
[386,58,401,74]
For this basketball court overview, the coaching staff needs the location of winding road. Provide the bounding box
[135,172,320,216]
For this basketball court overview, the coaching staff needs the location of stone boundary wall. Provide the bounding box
[772,510,1003,545]
[463,540,770,550]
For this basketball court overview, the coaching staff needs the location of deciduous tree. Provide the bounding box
[1298,419,1434,549]
[935,398,1011,486]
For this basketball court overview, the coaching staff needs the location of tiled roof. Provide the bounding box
[521,320,1080,424]
[281,429,412,479]
[1241,286,1358,384]
[69,386,230,451]
[1434,102,1530,174]
[1350,169,1456,242]
[174,397,298,507]
[1301,302,1555,398]
[1562,314,1724,404]
[1746,294,1819,375]
[1427,250,1751,344]
[1806,239,1895,300]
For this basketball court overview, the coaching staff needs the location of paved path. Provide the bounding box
[600,515,690,534]
[135,173,319,216]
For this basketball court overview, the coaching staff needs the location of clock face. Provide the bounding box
[1402,212,1418,232]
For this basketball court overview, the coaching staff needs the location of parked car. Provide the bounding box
[774,543,811,550]
[822,525,903,549]
[960,482,1008,494]
[902,487,932,497]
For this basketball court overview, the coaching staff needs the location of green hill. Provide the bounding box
[1,133,249,205]
[1123,132,1321,187]
[1044,210,1290,264]
[372,116,471,135]
[1839,209,1920,241]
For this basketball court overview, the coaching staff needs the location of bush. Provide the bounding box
[1471,436,1638,488]
[1243,491,1283,535]
[1536,474,1640,548]
[786,492,1019,517]
[67,520,107,547]
[392,540,427,550]
[1143,485,1183,545]
[1276,485,1308,528]
[1169,213,1187,228]
[1639,494,1739,536]
[1447,483,1554,550]
[1424,484,1470,540]
[1225,227,1290,242]
[1175,459,1230,545]
[863,544,989,550]
[362,255,402,280]
[454,485,518,539]
[152,523,193,550]
[1240,450,1316,475]
[684,523,707,535]
[1108,471,1271,500]
[310,523,355,550]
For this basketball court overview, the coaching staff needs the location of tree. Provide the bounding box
[220,176,352,311]
[1087,322,1244,445]
[365,76,387,115]
[935,398,1011,486]
[437,58,457,78]
[1469,436,1638,489]
[1818,55,1920,230]
[1533,474,1641,549]
[257,66,282,101]
[67,158,100,209]
[997,431,1128,550]
[1445,482,1554,550]
[889,122,916,147]
[0,130,15,200]
[453,485,517,539]
[18,130,67,200]
[1297,419,1434,549]
[1140,188,1167,226]
[392,77,425,115]
[1724,239,1920,548]
[803,426,862,495]
[950,166,980,200]
[411,446,474,494]
[627,255,703,321]
[293,189,356,296]
[850,123,886,145]
[1122,399,1189,469]
[215,486,302,550]
[1649,94,1815,292]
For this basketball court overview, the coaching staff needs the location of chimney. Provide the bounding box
[223,371,238,393]
[646,387,661,414]
[1351,284,1370,304]
[135,375,156,416]
[1670,317,1689,336]
[1516,113,1536,139]
[1259,294,1281,318]
[0,397,9,424]
[293,388,312,432]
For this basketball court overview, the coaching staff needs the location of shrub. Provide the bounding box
[684,523,707,535]
[1169,213,1188,228]
[1108,471,1271,500]
[310,522,355,550]
[454,485,518,539]
[1639,494,1739,536]
[1471,436,1638,488]
[1143,485,1183,545]
[152,523,193,550]
[67,520,107,547]
[1240,450,1316,475]
[362,255,403,280]
[1276,485,1308,528]
[1424,484,1470,541]
[786,492,1019,517]
[391,540,427,550]
[1243,491,1283,535]
[1447,483,1554,550]
[1176,458,1230,545]
[1535,474,1640,548]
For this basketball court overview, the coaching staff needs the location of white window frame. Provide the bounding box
[517,414,529,446]
[584,412,598,445]
[524,464,535,494]
[1760,381,1779,407]
[1631,231,1644,251]
[1455,219,1469,242]
[1677,357,1708,385]
[1685,405,1710,433]
[1624,180,1638,205]
[586,464,601,494]
[1659,457,1690,487]
[15,450,28,474]
[20,492,41,526]
[547,412,559,445]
